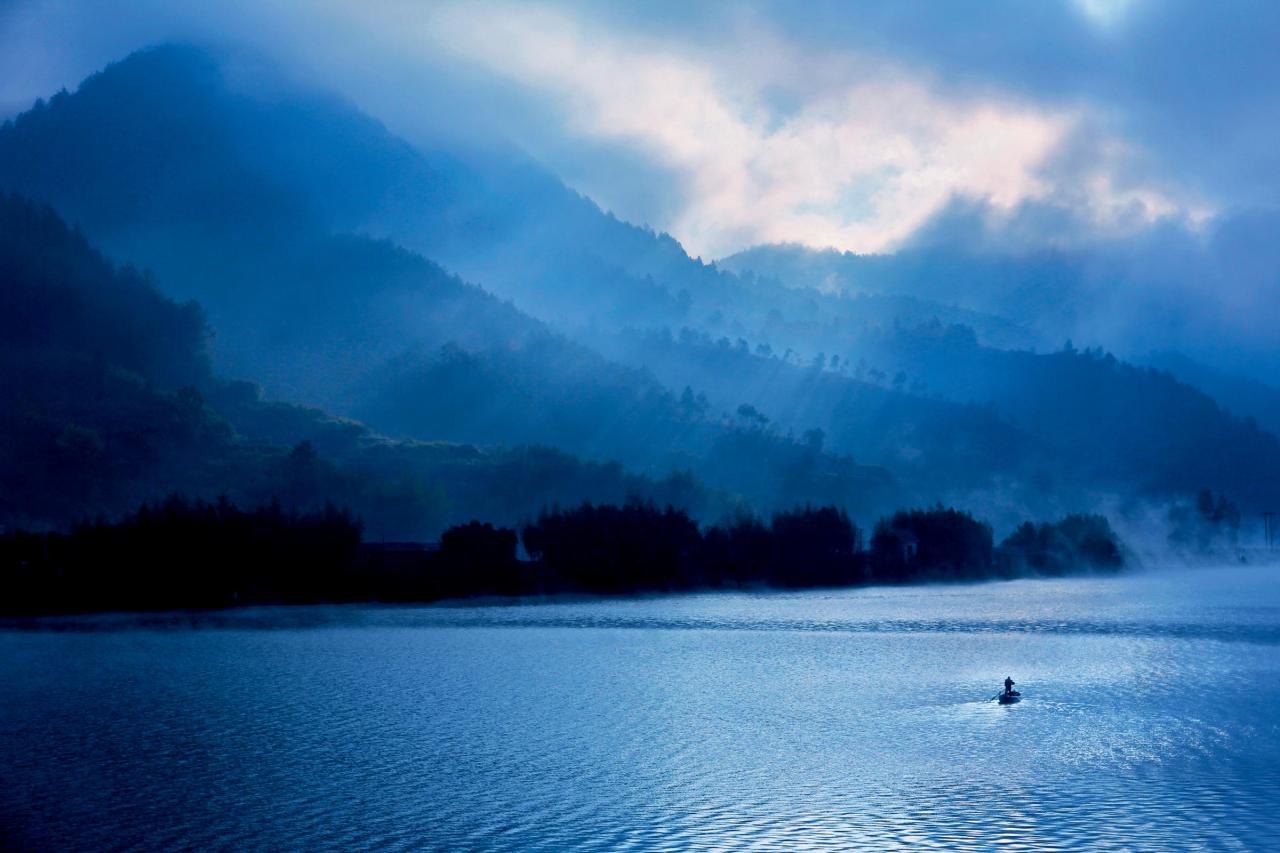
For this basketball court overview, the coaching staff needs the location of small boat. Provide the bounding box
[997,690,1022,704]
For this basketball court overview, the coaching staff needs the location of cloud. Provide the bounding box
[0,0,1266,260]
[327,1,1195,257]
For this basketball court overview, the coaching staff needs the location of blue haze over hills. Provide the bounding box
[1,43,1278,540]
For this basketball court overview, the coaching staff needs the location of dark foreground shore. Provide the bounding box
[1,496,1124,617]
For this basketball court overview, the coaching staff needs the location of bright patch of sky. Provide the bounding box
[386,2,1202,256]
[1073,0,1142,31]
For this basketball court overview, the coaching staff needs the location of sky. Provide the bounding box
[1,0,1278,261]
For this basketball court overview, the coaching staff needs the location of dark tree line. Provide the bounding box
[996,513,1125,575]
[1,497,1127,615]
[2,496,360,615]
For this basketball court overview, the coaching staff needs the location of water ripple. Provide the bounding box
[3,569,1279,851]
[8,607,1280,646]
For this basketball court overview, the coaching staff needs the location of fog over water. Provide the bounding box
[4,564,1278,851]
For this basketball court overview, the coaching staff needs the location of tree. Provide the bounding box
[870,507,993,581]
[769,506,860,587]
[735,403,769,428]
[439,521,522,595]
[522,500,701,593]
[998,514,1123,575]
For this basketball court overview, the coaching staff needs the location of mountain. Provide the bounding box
[719,239,1280,388]
[4,44,1278,524]
[719,243,1085,346]
[844,324,1280,510]
[0,46,1035,359]
[0,192,222,525]
[0,45,697,332]
[721,244,1280,501]
[1142,351,1280,439]
[0,48,901,520]
[0,193,731,536]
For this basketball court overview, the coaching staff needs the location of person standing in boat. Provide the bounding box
[1003,676,1015,696]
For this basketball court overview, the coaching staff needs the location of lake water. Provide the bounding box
[3,565,1279,851]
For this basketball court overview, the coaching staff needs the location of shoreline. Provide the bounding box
[0,564,1190,630]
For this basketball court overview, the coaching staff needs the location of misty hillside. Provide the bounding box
[3,44,1278,523]
[0,51,904,521]
[720,243,1088,343]
[848,323,1280,509]
[0,193,743,536]
[0,45,1032,356]
[722,242,1280,422]
[0,193,227,524]
[712,249,1280,511]
[1142,350,1280,439]
[0,45,701,331]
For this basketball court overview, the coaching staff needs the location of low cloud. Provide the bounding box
[1,0,1214,259]
[398,2,1198,258]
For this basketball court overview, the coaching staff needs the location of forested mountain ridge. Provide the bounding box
[3,44,1277,526]
[722,242,1280,433]
[710,247,1280,513]
[0,45,1029,355]
[0,194,742,536]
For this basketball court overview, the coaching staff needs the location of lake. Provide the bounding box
[3,564,1279,851]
